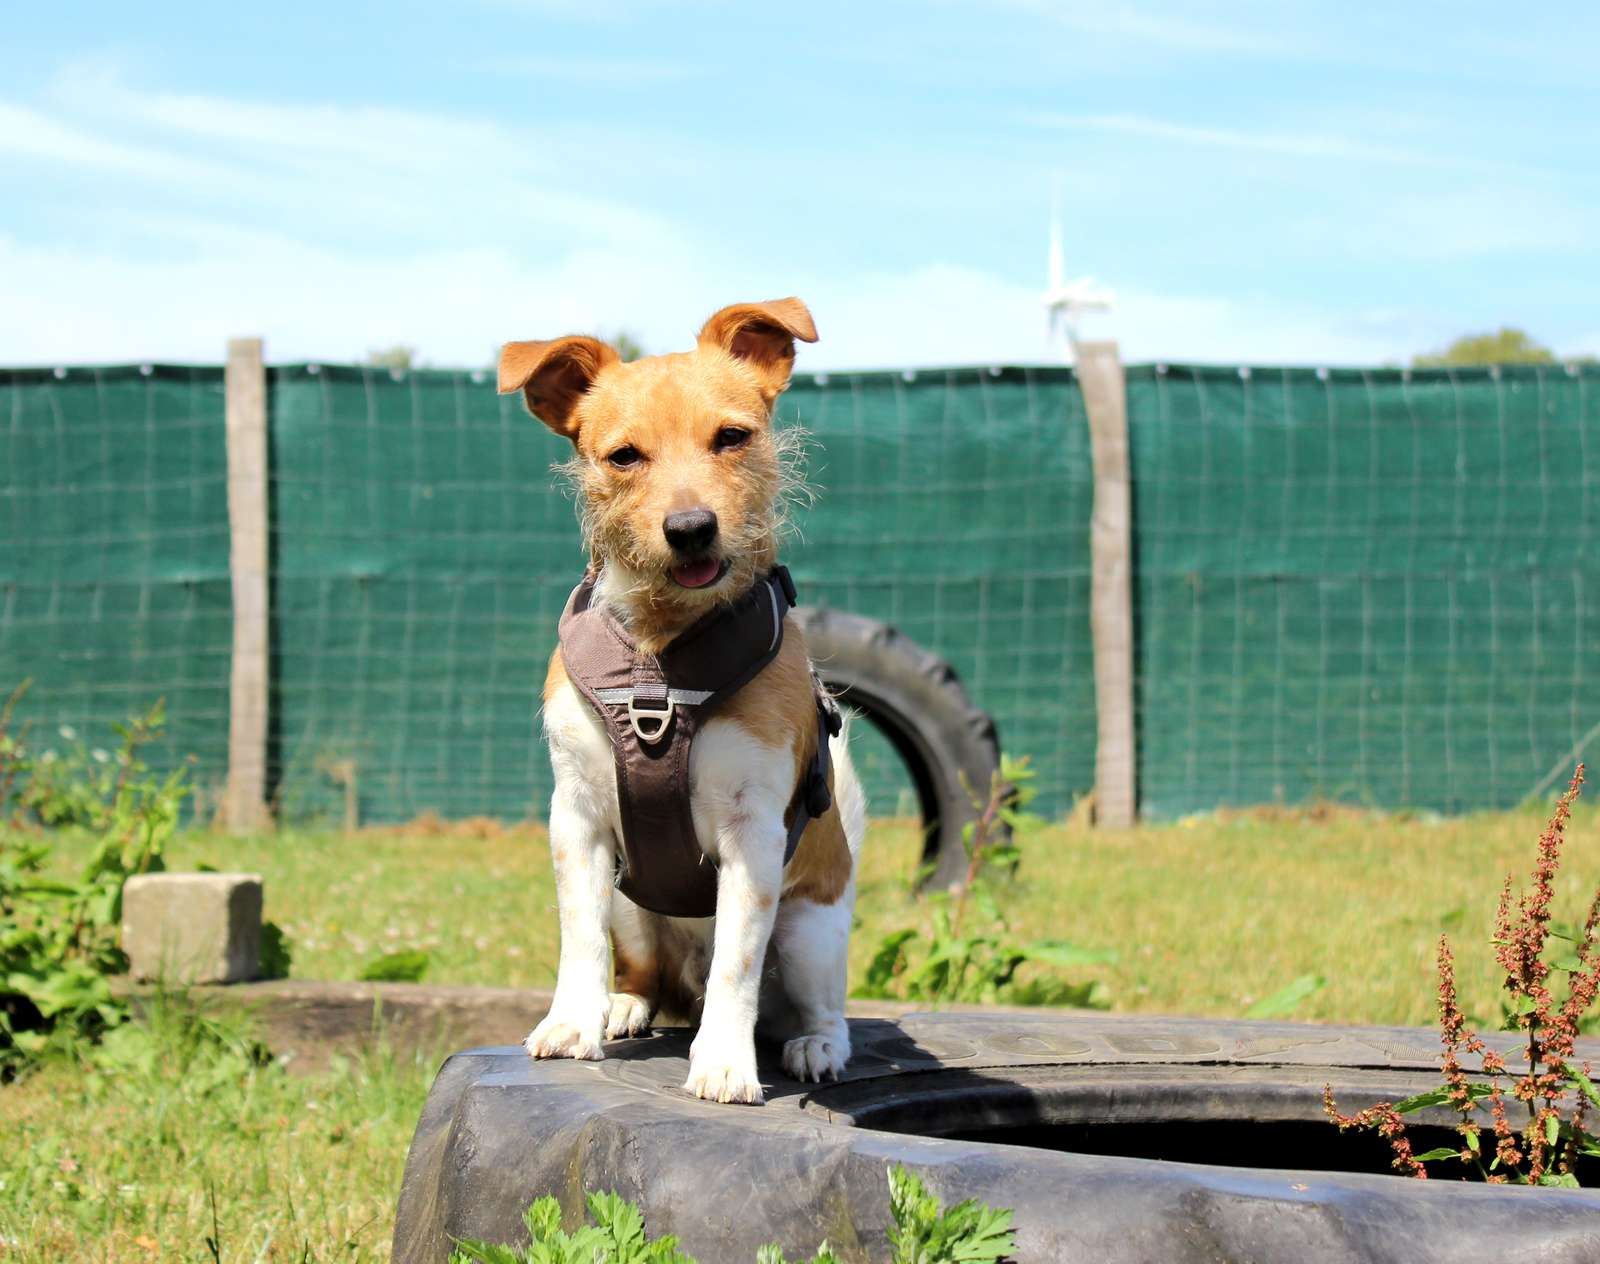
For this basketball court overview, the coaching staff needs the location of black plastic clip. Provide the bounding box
[775,565,798,608]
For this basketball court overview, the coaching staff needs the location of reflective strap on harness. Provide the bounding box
[592,685,715,745]
[592,686,715,706]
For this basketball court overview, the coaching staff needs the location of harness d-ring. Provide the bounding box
[628,694,674,744]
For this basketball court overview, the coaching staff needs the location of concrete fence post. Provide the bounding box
[224,337,270,832]
[1076,341,1137,828]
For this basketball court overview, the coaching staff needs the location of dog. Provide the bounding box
[498,298,865,1104]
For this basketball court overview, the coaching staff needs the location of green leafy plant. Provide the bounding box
[1325,767,1600,1185]
[91,985,272,1093]
[0,696,188,1072]
[0,682,27,822]
[453,1190,693,1264]
[3,683,172,832]
[881,1166,1015,1264]
[19,721,121,829]
[260,919,295,979]
[359,948,430,982]
[1245,972,1327,1019]
[856,756,1114,1007]
[450,1165,1015,1264]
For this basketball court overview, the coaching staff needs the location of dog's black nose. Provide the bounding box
[663,508,718,554]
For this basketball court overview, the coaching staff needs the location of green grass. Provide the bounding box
[0,999,433,1262]
[5,803,1599,1258]
[144,804,1600,1028]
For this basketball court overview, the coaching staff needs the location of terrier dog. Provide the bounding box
[499,298,864,1104]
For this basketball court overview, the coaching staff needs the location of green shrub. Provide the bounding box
[1,695,188,1072]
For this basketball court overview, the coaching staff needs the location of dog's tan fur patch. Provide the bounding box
[543,648,568,704]
[720,618,852,905]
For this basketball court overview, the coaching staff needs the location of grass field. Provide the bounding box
[0,1002,434,1263]
[4,803,1600,1259]
[144,803,1600,1027]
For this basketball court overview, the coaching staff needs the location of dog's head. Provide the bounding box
[499,298,817,632]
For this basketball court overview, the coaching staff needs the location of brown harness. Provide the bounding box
[556,566,841,918]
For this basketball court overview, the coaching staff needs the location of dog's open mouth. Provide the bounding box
[670,558,727,589]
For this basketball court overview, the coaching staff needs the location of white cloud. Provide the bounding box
[787,265,1414,370]
[1026,110,1455,169]
[52,61,546,174]
[1111,289,1411,366]
[1563,332,1600,361]
[0,101,245,185]
[0,229,700,367]
[0,227,1414,371]
[12,68,675,251]
[1284,185,1593,262]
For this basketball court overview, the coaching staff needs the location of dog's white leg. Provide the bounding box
[606,893,658,1039]
[525,788,615,1061]
[772,893,854,1082]
[683,813,784,1104]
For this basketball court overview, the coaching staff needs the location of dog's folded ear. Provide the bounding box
[498,336,619,440]
[697,298,818,402]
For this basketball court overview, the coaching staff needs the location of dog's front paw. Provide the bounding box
[684,1059,765,1104]
[605,992,653,1039]
[782,1028,850,1082]
[684,1030,764,1104]
[524,1002,606,1061]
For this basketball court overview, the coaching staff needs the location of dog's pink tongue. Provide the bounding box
[672,558,721,589]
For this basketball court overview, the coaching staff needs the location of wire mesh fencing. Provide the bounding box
[3,355,1596,825]
[263,363,1094,823]
[0,365,233,807]
[1129,362,1600,817]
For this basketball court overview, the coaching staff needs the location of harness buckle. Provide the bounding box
[775,565,798,608]
[628,693,674,745]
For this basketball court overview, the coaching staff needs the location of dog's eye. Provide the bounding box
[606,445,643,469]
[714,427,752,453]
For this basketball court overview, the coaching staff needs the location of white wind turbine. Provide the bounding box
[1043,193,1114,362]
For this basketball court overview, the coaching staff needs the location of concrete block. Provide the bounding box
[121,873,263,984]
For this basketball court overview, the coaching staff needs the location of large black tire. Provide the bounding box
[791,607,999,889]
[392,1013,1600,1263]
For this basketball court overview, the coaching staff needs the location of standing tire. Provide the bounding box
[791,607,1000,889]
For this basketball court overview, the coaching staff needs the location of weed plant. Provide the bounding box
[855,756,1115,1007]
[0,690,186,1072]
[1326,767,1600,1185]
[450,1165,1015,1264]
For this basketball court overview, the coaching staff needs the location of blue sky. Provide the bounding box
[3,2,1596,369]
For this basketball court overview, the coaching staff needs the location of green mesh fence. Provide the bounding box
[267,364,575,824]
[782,368,1096,817]
[5,357,1595,827]
[0,366,232,804]
[1129,362,1600,817]
[264,364,1094,823]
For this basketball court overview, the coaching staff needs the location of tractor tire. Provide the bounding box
[791,607,1000,889]
[393,1012,1600,1264]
